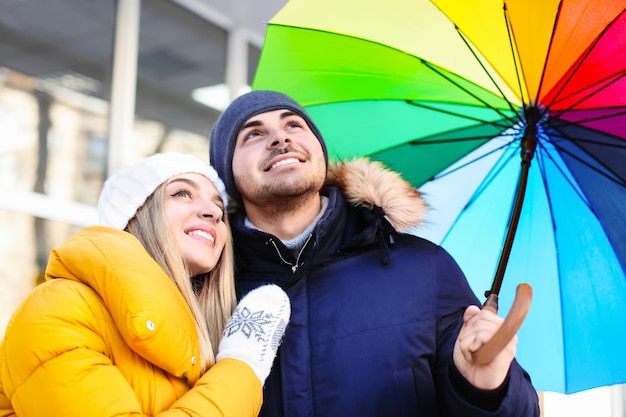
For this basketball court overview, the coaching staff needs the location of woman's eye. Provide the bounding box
[172,189,191,198]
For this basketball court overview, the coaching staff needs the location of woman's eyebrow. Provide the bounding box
[168,177,224,207]
[167,177,199,189]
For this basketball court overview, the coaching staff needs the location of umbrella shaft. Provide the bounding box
[486,130,538,300]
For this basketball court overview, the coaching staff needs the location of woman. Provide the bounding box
[0,152,290,416]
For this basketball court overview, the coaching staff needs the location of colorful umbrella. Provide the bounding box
[252,0,626,394]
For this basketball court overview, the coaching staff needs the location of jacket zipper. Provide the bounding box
[268,233,313,273]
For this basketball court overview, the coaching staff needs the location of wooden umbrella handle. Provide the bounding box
[472,283,533,365]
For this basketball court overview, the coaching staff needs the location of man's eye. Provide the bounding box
[244,130,261,140]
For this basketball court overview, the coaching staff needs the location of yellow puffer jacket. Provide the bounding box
[0,226,261,417]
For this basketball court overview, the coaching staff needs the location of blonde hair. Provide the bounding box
[126,183,236,375]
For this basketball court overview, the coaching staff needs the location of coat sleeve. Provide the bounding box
[159,359,262,417]
[0,349,16,417]
[431,245,540,417]
[1,280,262,417]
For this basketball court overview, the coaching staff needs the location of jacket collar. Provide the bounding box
[230,158,427,277]
[46,226,202,383]
[325,157,427,233]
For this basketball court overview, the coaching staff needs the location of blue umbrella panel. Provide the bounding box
[415,122,626,394]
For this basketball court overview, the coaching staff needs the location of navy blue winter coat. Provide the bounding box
[231,159,539,417]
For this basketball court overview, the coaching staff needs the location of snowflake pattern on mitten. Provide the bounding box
[217,285,290,383]
[223,306,275,341]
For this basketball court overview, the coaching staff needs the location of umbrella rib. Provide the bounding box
[548,121,626,150]
[406,101,514,129]
[453,16,521,113]
[535,150,558,233]
[554,69,626,106]
[445,144,522,255]
[431,137,516,181]
[534,148,571,395]
[502,3,528,105]
[438,140,520,242]
[555,135,626,150]
[418,60,517,124]
[536,140,603,218]
[547,136,626,188]
[534,1,564,103]
[410,134,511,146]
[550,70,626,118]
[543,9,626,111]
[550,107,626,127]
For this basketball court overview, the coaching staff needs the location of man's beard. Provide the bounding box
[234,145,327,211]
[234,172,325,212]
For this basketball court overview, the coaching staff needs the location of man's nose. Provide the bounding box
[268,128,290,148]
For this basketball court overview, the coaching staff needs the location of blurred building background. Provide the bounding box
[0,0,286,331]
[0,1,621,416]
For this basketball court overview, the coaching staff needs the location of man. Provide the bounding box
[209,90,539,417]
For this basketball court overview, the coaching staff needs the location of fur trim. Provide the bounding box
[326,158,427,233]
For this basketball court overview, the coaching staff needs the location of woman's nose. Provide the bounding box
[199,202,222,221]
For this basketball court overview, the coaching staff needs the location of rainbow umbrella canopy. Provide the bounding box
[252,0,626,394]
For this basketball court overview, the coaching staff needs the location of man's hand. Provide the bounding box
[453,305,516,390]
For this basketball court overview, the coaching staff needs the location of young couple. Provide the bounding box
[0,90,539,417]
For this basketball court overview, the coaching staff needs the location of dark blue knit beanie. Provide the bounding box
[209,90,328,204]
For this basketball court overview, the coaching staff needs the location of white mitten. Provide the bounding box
[216,284,290,385]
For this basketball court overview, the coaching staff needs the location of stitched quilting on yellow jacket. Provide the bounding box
[0,226,261,417]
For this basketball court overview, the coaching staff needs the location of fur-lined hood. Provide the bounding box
[326,158,427,233]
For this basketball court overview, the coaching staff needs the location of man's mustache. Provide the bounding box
[261,146,307,168]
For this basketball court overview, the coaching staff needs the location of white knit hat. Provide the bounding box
[98,152,228,230]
